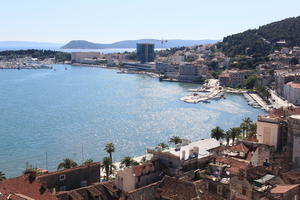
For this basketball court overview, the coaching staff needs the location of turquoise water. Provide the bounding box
[0,64,265,177]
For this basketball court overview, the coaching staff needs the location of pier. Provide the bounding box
[180,79,224,104]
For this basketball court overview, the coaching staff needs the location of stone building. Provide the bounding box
[178,64,206,82]
[219,69,251,88]
[283,75,300,105]
[256,114,288,152]
[288,115,300,168]
[37,162,101,192]
[116,160,162,193]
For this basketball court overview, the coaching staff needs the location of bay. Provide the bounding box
[0,64,265,177]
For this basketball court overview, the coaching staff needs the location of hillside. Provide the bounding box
[61,39,219,49]
[218,16,300,57]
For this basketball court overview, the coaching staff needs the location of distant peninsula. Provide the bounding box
[61,39,219,49]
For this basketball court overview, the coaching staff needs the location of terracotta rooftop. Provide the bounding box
[0,175,58,200]
[56,182,117,200]
[271,184,299,194]
[215,157,249,175]
[267,107,300,118]
[281,171,300,184]
[157,176,198,200]
[229,143,249,154]
[132,162,155,177]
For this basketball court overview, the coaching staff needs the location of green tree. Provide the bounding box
[240,117,252,138]
[57,158,78,170]
[83,159,94,165]
[104,143,115,175]
[244,75,257,89]
[210,126,225,141]
[169,136,182,146]
[229,127,241,144]
[224,130,231,146]
[0,171,6,181]
[158,143,169,150]
[102,157,111,181]
[120,156,139,168]
[248,123,257,138]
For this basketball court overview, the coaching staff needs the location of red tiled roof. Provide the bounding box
[244,137,258,143]
[229,143,249,154]
[132,163,154,177]
[215,157,249,175]
[0,175,58,200]
[271,184,299,194]
[158,176,198,200]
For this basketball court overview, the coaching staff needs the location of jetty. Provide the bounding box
[181,79,224,104]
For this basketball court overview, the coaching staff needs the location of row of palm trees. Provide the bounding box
[210,117,257,145]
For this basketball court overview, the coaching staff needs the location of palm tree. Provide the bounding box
[57,158,78,170]
[120,156,139,168]
[224,130,231,146]
[102,157,111,181]
[242,117,252,137]
[0,171,6,181]
[83,159,94,165]
[229,127,241,145]
[158,142,169,150]
[210,126,225,141]
[104,143,115,174]
[247,123,257,138]
[169,136,182,146]
[240,122,248,139]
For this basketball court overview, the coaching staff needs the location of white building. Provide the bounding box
[169,138,220,160]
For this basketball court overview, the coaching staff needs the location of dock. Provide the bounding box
[180,79,224,104]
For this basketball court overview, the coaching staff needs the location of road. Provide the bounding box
[269,89,293,109]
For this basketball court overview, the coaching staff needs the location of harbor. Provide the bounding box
[0,64,265,177]
[181,79,272,111]
[180,79,225,104]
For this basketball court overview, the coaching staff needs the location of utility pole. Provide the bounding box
[45,152,48,170]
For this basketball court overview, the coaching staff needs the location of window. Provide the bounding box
[81,180,87,187]
[59,174,66,181]
[59,186,66,191]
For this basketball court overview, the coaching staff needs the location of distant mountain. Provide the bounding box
[218,16,300,57]
[61,39,219,49]
[0,41,63,51]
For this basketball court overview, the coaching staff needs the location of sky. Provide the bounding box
[0,0,300,44]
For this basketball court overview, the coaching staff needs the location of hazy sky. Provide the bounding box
[1,0,300,43]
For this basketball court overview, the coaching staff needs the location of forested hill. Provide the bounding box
[218,16,300,57]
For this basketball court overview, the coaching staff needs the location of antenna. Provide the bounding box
[45,152,48,170]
